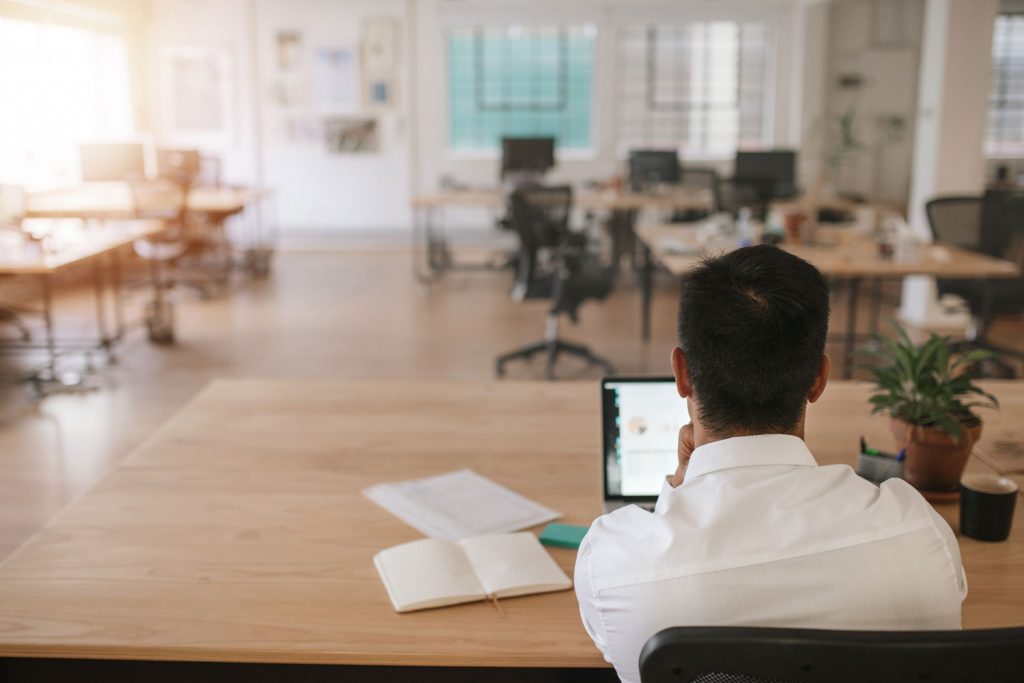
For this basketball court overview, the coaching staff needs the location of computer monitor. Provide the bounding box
[156,149,201,181]
[733,150,797,198]
[500,137,556,179]
[80,143,146,182]
[602,376,689,507]
[629,150,680,190]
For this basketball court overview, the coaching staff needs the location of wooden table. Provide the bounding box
[26,183,268,220]
[634,222,1021,377]
[410,187,713,284]
[0,380,1021,680]
[26,183,273,279]
[0,219,165,396]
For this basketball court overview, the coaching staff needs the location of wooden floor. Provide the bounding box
[0,247,1021,560]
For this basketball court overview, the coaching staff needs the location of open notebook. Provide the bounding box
[374,532,572,613]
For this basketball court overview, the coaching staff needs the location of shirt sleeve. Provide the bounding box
[925,504,968,601]
[574,531,614,664]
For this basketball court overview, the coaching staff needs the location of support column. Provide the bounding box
[900,0,1000,327]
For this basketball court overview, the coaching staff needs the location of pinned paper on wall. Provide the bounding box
[160,45,233,144]
[312,47,357,110]
[276,30,303,71]
[324,116,378,154]
[283,117,323,143]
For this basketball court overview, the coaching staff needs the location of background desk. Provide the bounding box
[0,380,1020,679]
[409,188,713,284]
[634,222,1021,377]
[26,184,273,277]
[26,184,267,220]
[0,219,165,393]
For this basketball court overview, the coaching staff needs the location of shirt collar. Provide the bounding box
[682,434,818,483]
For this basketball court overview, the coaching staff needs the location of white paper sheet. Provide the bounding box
[363,469,560,540]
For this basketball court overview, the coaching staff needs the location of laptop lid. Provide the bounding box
[602,376,690,505]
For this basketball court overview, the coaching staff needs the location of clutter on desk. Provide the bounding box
[856,436,905,484]
[363,468,560,541]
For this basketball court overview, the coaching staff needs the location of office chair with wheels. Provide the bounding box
[496,186,616,380]
[671,168,721,222]
[639,626,1024,683]
[925,194,1024,376]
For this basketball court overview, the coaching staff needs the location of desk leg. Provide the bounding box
[842,277,862,379]
[92,257,112,361]
[641,242,653,342]
[112,250,125,341]
[869,278,882,335]
[39,274,56,381]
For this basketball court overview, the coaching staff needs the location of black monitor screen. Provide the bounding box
[80,143,146,182]
[629,150,680,189]
[734,150,796,184]
[501,137,555,177]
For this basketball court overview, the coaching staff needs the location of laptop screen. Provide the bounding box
[602,377,690,500]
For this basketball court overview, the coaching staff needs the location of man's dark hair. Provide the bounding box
[677,245,830,436]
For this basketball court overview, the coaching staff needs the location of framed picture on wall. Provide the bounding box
[159,45,235,146]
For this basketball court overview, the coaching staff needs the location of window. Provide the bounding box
[447,25,596,151]
[617,22,772,158]
[987,14,1024,157]
[0,15,134,185]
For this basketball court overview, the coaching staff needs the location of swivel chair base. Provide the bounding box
[495,316,615,380]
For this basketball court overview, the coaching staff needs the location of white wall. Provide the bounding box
[819,0,925,205]
[255,0,411,232]
[147,0,260,186]
[145,0,918,233]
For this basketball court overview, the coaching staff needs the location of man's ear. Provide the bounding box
[807,354,830,404]
[671,347,693,398]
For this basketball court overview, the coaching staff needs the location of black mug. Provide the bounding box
[960,474,1018,542]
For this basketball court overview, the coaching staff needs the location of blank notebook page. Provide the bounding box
[460,532,572,599]
[374,538,485,611]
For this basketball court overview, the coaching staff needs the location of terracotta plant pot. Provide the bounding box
[890,418,982,496]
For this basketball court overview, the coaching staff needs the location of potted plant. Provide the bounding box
[865,326,999,499]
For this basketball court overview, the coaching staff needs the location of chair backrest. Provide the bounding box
[979,188,1024,260]
[639,626,1024,683]
[508,185,573,254]
[680,167,722,214]
[924,196,983,249]
[0,185,26,229]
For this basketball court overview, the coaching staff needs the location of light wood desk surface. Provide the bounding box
[411,187,713,212]
[0,380,1021,669]
[0,220,164,275]
[26,183,268,220]
[635,222,1022,280]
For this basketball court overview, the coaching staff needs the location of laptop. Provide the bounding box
[601,376,690,512]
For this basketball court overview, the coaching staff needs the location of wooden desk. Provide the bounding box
[409,187,713,283]
[0,219,165,395]
[0,220,163,275]
[0,380,1021,678]
[634,222,1021,377]
[25,183,268,220]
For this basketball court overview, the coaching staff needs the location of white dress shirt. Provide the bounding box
[575,434,967,683]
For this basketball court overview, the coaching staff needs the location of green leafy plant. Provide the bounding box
[865,325,999,441]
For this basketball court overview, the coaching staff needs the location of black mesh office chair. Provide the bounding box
[672,168,721,222]
[639,626,1024,683]
[496,186,616,380]
[925,194,1024,376]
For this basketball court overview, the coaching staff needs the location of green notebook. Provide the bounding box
[539,523,590,550]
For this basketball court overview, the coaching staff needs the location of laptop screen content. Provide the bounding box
[603,378,690,499]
